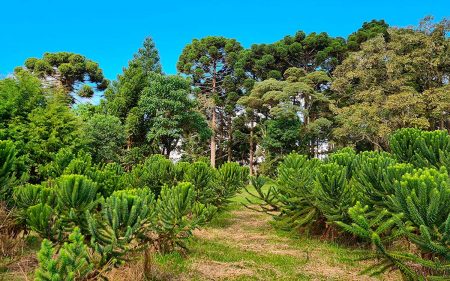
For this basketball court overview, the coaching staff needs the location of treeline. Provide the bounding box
[246,128,450,279]
[1,17,447,181]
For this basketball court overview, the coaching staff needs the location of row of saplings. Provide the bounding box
[0,146,248,281]
[246,128,450,280]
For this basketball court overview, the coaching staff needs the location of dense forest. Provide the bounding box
[1,16,450,280]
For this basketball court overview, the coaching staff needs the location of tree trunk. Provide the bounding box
[127,136,132,151]
[210,70,217,168]
[227,114,232,162]
[249,121,254,176]
[210,109,216,167]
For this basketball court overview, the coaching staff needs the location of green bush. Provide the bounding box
[124,154,175,196]
[314,163,354,225]
[215,162,247,207]
[183,161,217,205]
[152,182,216,253]
[390,128,450,169]
[35,227,93,281]
[0,140,17,203]
[27,203,60,241]
[86,188,154,265]
[274,153,321,232]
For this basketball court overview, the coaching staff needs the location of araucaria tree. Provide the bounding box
[16,52,108,103]
[177,36,243,167]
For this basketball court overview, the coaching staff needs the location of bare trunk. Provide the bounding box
[210,70,217,168]
[127,136,132,151]
[227,115,232,162]
[210,109,216,168]
[249,120,254,176]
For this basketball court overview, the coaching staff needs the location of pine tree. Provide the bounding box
[314,163,354,225]
[274,153,321,232]
[56,175,98,219]
[86,188,154,265]
[35,227,93,281]
[152,182,216,253]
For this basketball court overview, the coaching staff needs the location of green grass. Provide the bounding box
[151,187,398,281]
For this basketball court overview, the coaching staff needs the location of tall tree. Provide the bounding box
[105,36,162,153]
[177,36,243,167]
[129,37,162,74]
[238,67,332,173]
[138,73,210,157]
[331,18,450,150]
[347,19,389,51]
[85,114,126,163]
[16,52,108,103]
[235,31,347,82]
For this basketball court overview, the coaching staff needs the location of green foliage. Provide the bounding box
[244,175,279,213]
[182,161,247,208]
[274,153,321,232]
[347,19,389,51]
[56,175,97,213]
[85,114,126,163]
[138,73,211,156]
[389,168,450,257]
[332,19,450,149]
[326,147,357,179]
[174,161,190,182]
[38,148,75,179]
[27,203,59,241]
[152,182,216,253]
[125,154,175,196]
[9,94,87,181]
[86,188,154,265]
[313,163,354,224]
[129,36,162,74]
[35,227,93,281]
[215,162,247,206]
[89,162,125,198]
[183,161,217,205]
[0,140,17,203]
[390,128,450,169]
[19,52,107,102]
[351,151,409,208]
[55,175,98,228]
[335,203,419,279]
[13,184,54,226]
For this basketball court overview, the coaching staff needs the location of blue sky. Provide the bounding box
[1,0,448,80]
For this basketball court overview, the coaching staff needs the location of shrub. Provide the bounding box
[183,161,216,205]
[27,203,60,241]
[352,151,404,209]
[0,140,17,204]
[152,182,216,253]
[215,162,247,207]
[274,153,321,232]
[314,163,354,225]
[35,227,93,281]
[390,128,450,169]
[124,154,175,196]
[86,188,155,265]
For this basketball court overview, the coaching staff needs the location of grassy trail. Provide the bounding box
[145,191,400,281]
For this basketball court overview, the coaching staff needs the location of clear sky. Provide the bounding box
[1,0,448,80]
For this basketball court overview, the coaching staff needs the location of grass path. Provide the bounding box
[148,192,400,281]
